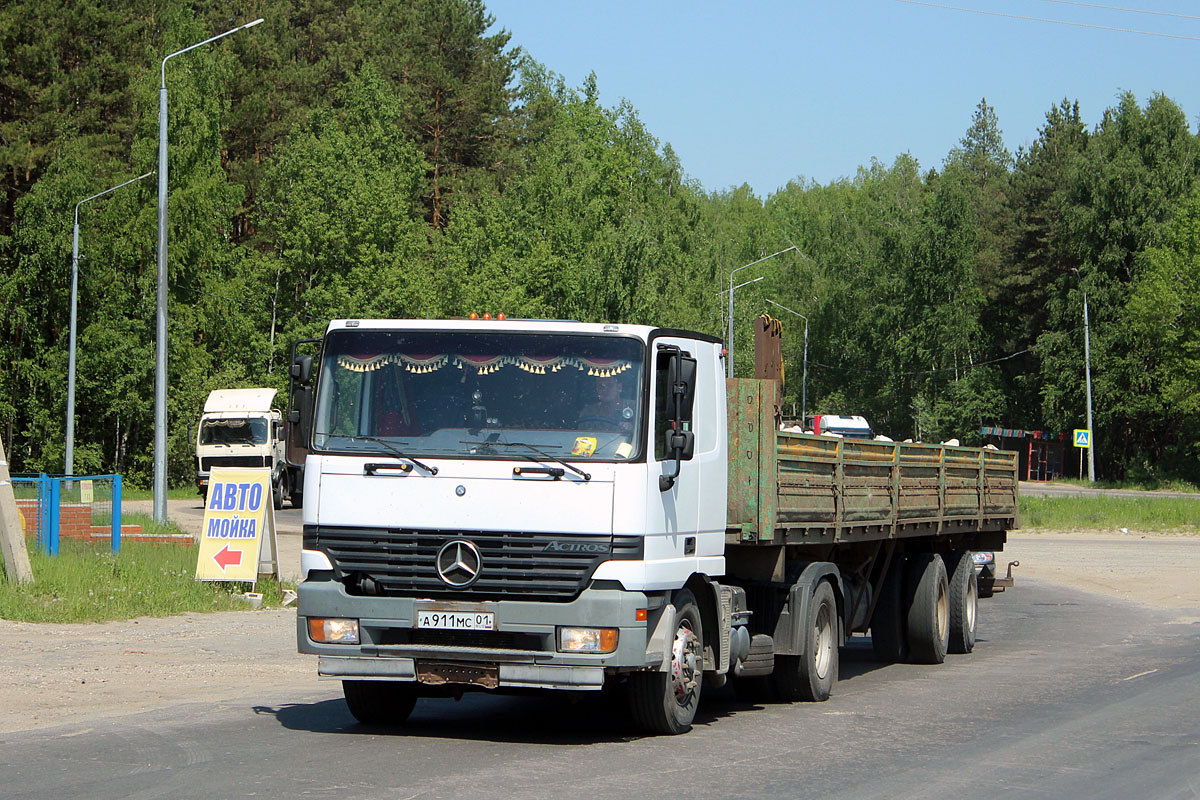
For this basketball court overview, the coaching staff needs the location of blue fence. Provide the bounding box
[9,474,123,555]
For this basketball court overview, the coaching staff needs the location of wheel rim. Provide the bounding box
[813,601,834,680]
[936,577,949,640]
[966,573,978,633]
[669,619,700,706]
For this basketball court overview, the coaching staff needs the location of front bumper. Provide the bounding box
[298,578,660,690]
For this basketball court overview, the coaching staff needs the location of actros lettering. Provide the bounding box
[542,541,609,554]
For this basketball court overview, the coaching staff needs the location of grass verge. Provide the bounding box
[0,514,294,623]
[1043,477,1200,493]
[1020,494,1200,532]
[119,486,201,501]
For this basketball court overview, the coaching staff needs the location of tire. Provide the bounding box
[271,475,284,510]
[871,555,907,663]
[946,550,978,654]
[774,580,839,702]
[628,589,703,735]
[342,680,419,725]
[905,552,949,664]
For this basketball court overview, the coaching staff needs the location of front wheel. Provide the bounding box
[628,589,703,735]
[774,580,839,702]
[342,680,419,726]
[271,475,284,510]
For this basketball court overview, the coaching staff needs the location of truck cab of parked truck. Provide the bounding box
[195,388,291,509]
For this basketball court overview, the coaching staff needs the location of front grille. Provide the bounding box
[200,455,269,471]
[306,526,643,601]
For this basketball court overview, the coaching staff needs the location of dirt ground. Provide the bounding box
[1,528,1197,734]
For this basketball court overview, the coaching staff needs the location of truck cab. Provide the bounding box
[297,319,727,732]
[195,388,289,508]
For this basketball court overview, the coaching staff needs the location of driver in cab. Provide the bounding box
[577,374,634,433]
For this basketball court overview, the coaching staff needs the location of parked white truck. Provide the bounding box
[292,318,1018,734]
[195,388,299,509]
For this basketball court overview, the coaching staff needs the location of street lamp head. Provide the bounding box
[243,18,265,29]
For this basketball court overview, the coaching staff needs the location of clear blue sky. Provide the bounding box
[484,0,1200,196]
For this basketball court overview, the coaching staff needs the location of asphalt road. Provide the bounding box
[2,580,1197,800]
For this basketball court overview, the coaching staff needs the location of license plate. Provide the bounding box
[416,610,495,631]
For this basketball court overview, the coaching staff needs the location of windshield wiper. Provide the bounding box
[492,441,591,482]
[329,433,439,475]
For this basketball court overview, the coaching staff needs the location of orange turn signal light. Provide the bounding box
[636,608,648,622]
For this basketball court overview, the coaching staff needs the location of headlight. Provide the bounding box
[973,552,995,566]
[558,627,618,654]
[308,617,360,644]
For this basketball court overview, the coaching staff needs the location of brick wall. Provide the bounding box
[12,499,180,545]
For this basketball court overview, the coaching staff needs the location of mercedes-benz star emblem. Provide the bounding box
[435,540,482,587]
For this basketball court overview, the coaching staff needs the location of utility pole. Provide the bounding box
[0,439,34,584]
[1083,291,1095,483]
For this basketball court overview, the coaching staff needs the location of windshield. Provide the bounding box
[199,417,269,445]
[312,330,645,461]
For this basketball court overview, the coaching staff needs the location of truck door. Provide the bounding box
[648,336,702,537]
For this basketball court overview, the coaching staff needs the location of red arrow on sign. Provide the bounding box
[213,544,243,572]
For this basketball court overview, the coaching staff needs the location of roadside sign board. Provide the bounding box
[1073,429,1091,448]
[195,467,278,583]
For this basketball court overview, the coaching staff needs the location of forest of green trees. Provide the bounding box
[3,0,1199,487]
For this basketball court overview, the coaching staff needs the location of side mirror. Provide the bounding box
[666,354,697,423]
[291,355,313,385]
[659,348,699,492]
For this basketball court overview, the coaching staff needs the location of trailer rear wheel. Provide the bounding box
[871,556,907,663]
[905,552,949,664]
[773,580,839,702]
[946,550,978,654]
[342,680,419,726]
[628,590,703,735]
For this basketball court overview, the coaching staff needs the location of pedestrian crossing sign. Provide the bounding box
[1073,429,1091,448]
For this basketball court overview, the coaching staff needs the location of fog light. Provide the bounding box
[308,617,359,644]
[558,627,618,654]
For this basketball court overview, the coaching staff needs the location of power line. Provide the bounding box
[810,347,1032,377]
[892,0,1200,40]
[1038,0,1200,22]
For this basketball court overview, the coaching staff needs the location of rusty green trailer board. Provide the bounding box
[727,378,1018,546]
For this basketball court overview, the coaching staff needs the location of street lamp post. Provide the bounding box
[154,17,263,522]
[726,246,796,379]
[764,299,809,422]
[68,171,154,475]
